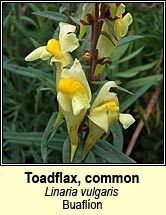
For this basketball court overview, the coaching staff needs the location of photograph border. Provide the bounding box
[1,0,165,166]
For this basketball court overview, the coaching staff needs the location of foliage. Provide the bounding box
[3,3,163,164]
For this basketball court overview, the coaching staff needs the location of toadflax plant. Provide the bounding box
[25,3,137,163]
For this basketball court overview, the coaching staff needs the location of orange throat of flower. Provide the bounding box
[46,39,64,59]
[58,78,86,95]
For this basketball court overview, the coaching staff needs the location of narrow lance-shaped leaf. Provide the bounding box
[83,151,97,163]
[117,35,145,47]
[32,11,68,22]
[62,136,71,163]
[41,112,64,163]
[101,18,118,41]
[3,131,64,152]
[118,46,144,64]
[3,64,36,78]
[117,60,158,78]
[100,31,115,46]
[93,139,136,163]
[3,64,55,90]
[21,16,38,29]
[117,86,135,96]
[110,122,124,152]
[123,75,163,89]
[69,16,80,25]
[120,79,155,112]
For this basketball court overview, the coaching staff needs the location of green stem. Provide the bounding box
[55,63,61,90]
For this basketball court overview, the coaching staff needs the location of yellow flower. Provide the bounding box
[25,22,79,89]
[25,22,79,68]
[78,3,133,75]
[78,3,95,39]
[95,3,133,74]
[57,59,91,162]
[109,3,133,38]
[82,81,135,160]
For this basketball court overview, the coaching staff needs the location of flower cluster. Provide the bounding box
[25,3,135,162]
[79,3,133,74]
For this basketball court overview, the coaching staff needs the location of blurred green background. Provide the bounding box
[3,3,164,164]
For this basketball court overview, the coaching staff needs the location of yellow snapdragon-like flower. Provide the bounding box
[25,22,79,68]
[78,3,95,39]
[25,22,79,89]
[82,81,135,160]
[95,3,133,74]
[57,59,91,162]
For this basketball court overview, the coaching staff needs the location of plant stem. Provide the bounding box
[88,4,98,85]
[88,3,105,86]
[67,3,72,23]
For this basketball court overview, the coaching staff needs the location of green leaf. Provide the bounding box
[29,37,41,48]
[83,151,97,163]
[117,60,158,78]
[120,79,155,112]
[41,112,64,163]
[117,35,145,47]
[3,64,55,89]
[21,16,38,29]
[4,132,44,142]
[117,86,134,96]
[28,3,41,12]
[69,16,80,25]
[62,136,71,163]
[32,11,68,22]
[27,3,43,29]
[3,64,36,78]
[59,5,67,13]
[110,122,124,152]
[29,67,54,87]
[100,31,115,46]
[73,139,83,163]
[123,75,163,89]
[111,43,129,61]
[3,132,64,151]
[10,18,29,37]
[102,18,118,41]
[118,46,144,64]
[3,11,12,28]
[92,140,136,163]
